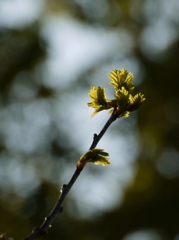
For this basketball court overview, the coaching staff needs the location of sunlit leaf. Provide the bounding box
[77,148,110,169]
[127,93,146,112]
[87,86,111,117]
[88,86,107,106]
[108,69,135,92]
[114,86,129,101]
[110,87,130,117]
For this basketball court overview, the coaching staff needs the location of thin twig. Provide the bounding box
[24,112,117,240]
[89,113,117,149]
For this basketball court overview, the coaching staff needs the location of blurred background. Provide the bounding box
[0,0,179,239]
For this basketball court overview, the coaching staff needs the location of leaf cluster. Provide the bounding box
[88,68,145,118]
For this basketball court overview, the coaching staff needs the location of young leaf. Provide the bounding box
[114,86,129,101]
[108,69,135,92]
[87,86,111,117]
[127,93,146,112]
[77,148,110,169]
[110,87,130,117]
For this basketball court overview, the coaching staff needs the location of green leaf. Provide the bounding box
[127,93,146,112]
[77,148,110,169]
[87,86,111,117]
[88,86,107,106]
[108,69,135,92]
[114,86,129,101]
[111,87,130,117]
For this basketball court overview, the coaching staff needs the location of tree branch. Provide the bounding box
[24,112,117,240]
[89,113,117,149]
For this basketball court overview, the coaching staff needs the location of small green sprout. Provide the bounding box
[77,148,110,170]
[87,86,111,117]
[88,68,145,118]
[109,68,135,92]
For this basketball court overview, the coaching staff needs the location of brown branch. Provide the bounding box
[24,112,117,240]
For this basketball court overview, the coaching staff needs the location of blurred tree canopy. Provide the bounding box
[0,0,179,239]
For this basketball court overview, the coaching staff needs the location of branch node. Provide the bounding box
[93,133,98,140]
[33,227,47,236]
[60,184,67,193]
[24,227,47,240]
